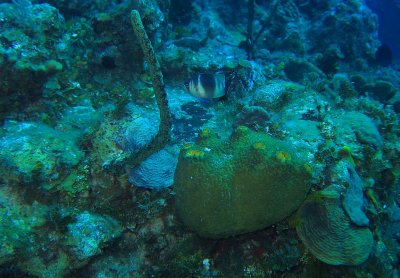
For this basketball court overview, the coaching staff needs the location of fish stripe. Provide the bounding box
[214,73,226,98]
[199,73,217,93]
[186,73,226,99]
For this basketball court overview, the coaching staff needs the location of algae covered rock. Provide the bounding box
[366,80,397,103]
[0,2,65,117]
[174,127,312,238]
[250,81,302,112]
[284,60,324,83]
[0,186,48,265]
[336,111,382,148]
[0,121,83,182]
[296,186,373,266]
[66,211,122,261]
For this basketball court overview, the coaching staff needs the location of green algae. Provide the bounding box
[0,122,83,182]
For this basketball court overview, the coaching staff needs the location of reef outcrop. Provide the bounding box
[174,126,312,238]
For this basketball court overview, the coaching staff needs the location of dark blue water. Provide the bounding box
[367,0,400,61]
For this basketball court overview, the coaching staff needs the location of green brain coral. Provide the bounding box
[174,126,312,238]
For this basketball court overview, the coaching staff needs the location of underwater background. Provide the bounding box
[0,0,399,277]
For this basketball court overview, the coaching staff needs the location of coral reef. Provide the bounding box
[0,0,399,276]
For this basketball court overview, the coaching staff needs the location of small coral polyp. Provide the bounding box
[253,141,266,150]
[200,128,211,137]
[275,151,291,162]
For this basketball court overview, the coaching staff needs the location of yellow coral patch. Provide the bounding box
[201,128,211,137]
[236,125,249,133]
[276,151,291,162]
[182,143,194,150]
[304,163,313,174]
[185,149,205,159]
[253,142,266,150]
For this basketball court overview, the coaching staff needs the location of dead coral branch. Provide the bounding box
[127,10,172,169]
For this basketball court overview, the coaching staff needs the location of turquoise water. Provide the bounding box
[0,0,399,277]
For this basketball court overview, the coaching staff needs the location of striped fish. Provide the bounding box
[184,73,226,99]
